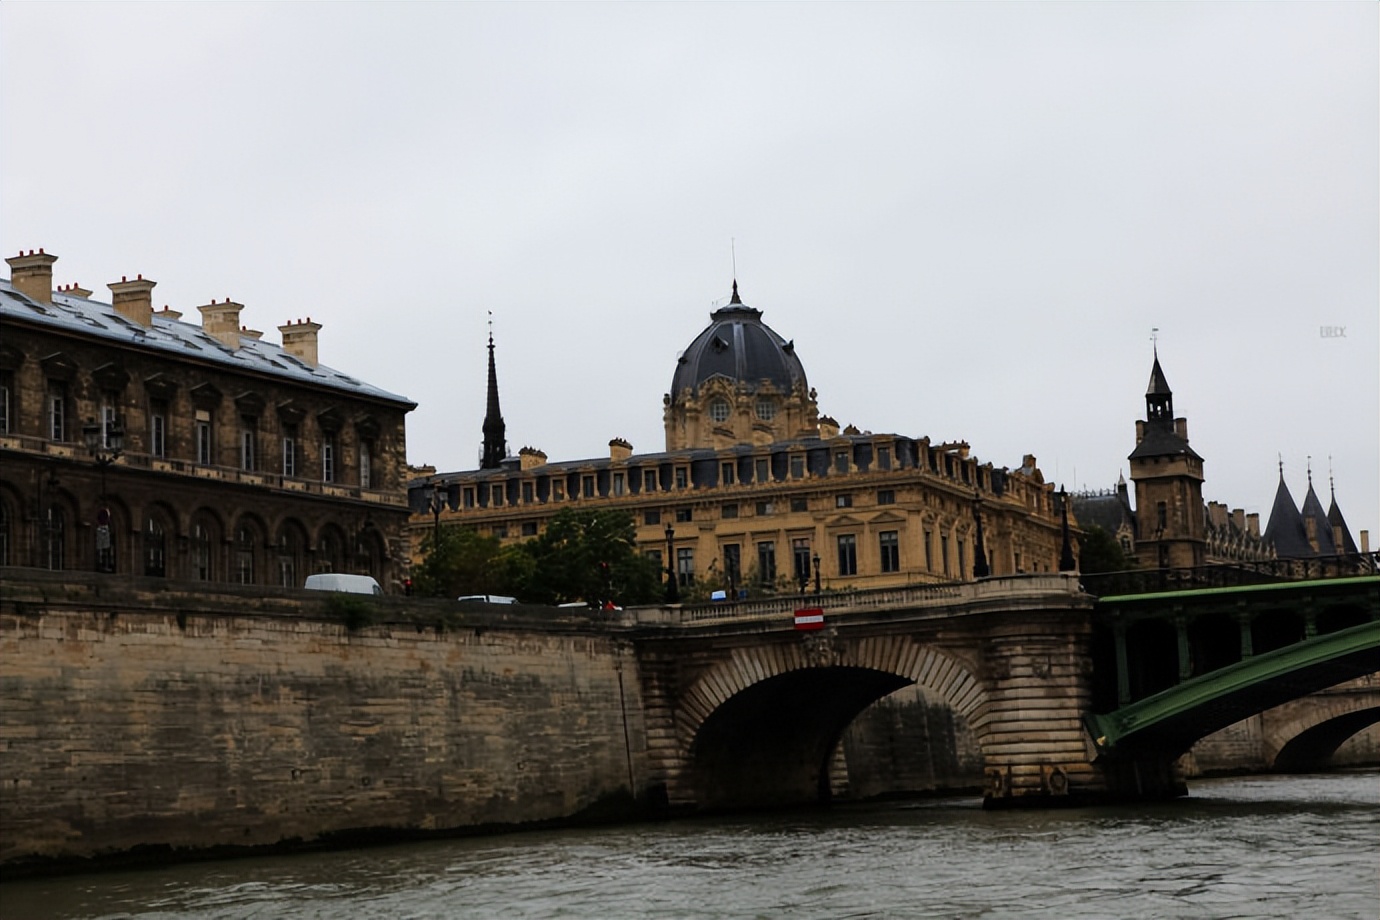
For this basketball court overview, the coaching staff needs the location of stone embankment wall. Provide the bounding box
[0,571,648,873]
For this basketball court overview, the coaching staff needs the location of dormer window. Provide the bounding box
[709,398,731,423]
[755,399,777,421]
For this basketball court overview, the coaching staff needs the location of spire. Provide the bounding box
[1263,470,1311,558]
[1326,471,1361,555]
[729,279,742,305]
[1145,347,1174,428]
[480,318,507,470]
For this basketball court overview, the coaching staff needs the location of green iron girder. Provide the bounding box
[1086,618,1380,757]
[1096,574,1379,623]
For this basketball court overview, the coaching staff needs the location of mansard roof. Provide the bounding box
[0,279,414,408]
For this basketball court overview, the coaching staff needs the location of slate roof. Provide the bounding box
[1328,491,1361,554]
[0,279,414,407]
[1128,424,1203,461]
[1146,354,1172,396]
[670,282,808,397]
[1299,481,1337,555]
[1070,488,1135,538]
[1262,475,1312,558]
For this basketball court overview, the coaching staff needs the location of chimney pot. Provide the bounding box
[278,317,322,366]
[6,249,60,303]
[198,298,247,349]
[108,274,158,327]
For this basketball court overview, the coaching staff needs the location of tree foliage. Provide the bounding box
[1077,525,1132,574]
[411,525,505,598]
[518,508,662,607]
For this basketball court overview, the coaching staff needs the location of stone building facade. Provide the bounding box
[410,283,1068,593]
[0,249,415,590]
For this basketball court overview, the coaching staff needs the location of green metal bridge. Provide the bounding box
[1084,575,1380,759]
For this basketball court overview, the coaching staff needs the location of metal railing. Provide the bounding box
[1081,553,1380,598]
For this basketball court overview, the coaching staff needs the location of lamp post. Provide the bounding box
[796,561,809,596]
[972,490,991,579]
[82,416,124,573]
[1058,486,1077,573]
[427,479,445,551]
[812,551,821,596]
[664,521,679,603]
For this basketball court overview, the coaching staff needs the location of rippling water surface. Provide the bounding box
[4,772,1376,919]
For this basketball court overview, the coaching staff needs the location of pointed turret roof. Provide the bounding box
[1262,469,1311,558]
[1299,472,1337,555]
[480,327,508,470]
[1327,479,1361,554]
[1146,349,1172,397]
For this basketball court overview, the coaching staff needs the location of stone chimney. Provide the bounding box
[1231,508,1246,533]
[109,275,157,327]
[278,317,321,366]
[609,438,633,461]
[156,305,183,321]
[1247,513,1260,538]
[1361,530,1370,554]
[57,283,93,298]
[1174,418,1189,440]
[818,415,839,439]
[519,447,548,471]
[7,249,57,303]
[198,298,245,348]
[240,326,264,340]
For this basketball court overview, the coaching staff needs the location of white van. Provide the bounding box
[304,573,383,595]
[457,594,518,605]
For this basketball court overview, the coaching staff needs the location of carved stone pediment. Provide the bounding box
[317,407,344,434]
[40,351,78,381]
[234,391,266,417]
[92,362,130,393]
[190,382,223,409]
[0,342,24,371]
[277,401,306,427]
[355,414,381,440]
[144,373,178,401]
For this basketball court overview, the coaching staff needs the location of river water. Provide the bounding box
[3,772,1376,920]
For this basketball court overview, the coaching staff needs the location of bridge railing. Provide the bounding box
[628,573,1082,627]
[1081,553,1379,598]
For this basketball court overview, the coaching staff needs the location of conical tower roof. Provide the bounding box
[1262,471,1311,558]
[1299,476,1337,555]
[1327,482,1361,554]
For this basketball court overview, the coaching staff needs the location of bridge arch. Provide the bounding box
[1266,690,1380,772]
[675,635,988,809]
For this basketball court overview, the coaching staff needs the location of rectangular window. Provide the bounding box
[877,489,895,505]
[463,487,476,508]
[757,541,776,583]
[924,529,934,571]
[836,494,853,509]
[492,483,505,506]
[0,372,10,434]
[721,462,735,485]
[322,438,336,482]
[790,497,808,513]
[877,446,891,470]
[722,503,739,519]
[755,459,769,483]
[834,451,849,473]
[150,402,166,458]
[644,509,661,525]
[492,524,508,539]
[941,534,950,576]
[723,544,741,584]
[522,481,534,504]
[958,540,967,577]
[755,501,774,516]
[793,537,811,581]
[790,455,805,479]
[677,547,695,586]
[240,418,256,471]
[675,507,692,523]
[521,521,538,537]
[47,383,66,441]
[195,409,212,465]
[645,548,662,570]
[553,480,565,501]
[1156,501,1167,531]
[582,475,595,498]
[644,469,657,492]
[675,467,688,489]
[359,443,373,489]
[282,427,297,477]
[100,398,118,449]
[880,530,900,573]
[837,534,857,576]
[613,472,625,496]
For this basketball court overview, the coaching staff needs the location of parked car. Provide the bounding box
[457,594,518,605]
[304,573,383,595]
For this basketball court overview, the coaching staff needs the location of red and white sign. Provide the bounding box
[794,608,825,630]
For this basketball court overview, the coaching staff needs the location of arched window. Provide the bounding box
[45,505,65,570]
[277,523,306,588]
[95,507,115,573]
[0,500,9,566]
[235,526,256,584]
[143,517,166,577]
[192,523,213,581]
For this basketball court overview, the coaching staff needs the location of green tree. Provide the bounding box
[516,508,662,607]
[411,525,506,598]
[1077,525,1132,574]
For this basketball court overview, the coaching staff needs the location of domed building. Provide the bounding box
[411,282,1069,597]
[664,282,819,451]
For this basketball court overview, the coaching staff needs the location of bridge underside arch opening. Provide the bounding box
[1273,706,1380,772]
[689,667,910,811]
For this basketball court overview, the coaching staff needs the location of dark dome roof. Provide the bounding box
[670,284,807,398]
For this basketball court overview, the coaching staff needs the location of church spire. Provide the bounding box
[480,318,507,470]
[1145,346,1174,429]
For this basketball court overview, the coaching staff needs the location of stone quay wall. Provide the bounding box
[0,570,649,873]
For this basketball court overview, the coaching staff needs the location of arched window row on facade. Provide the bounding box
[0,490,382,585]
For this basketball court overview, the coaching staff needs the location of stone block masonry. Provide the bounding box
[0,571,648,873]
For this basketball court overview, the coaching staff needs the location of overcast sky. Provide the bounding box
[3,3,1376,542]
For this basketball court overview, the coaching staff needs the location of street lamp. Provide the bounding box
[664,521,679,603]
[82,416,124,573]
[427,479,446,550]
[796,560,809,596]
[972,491,991,579]
[812,551,821,596]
